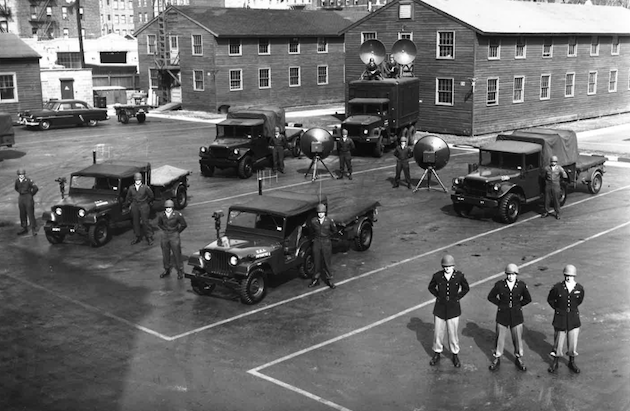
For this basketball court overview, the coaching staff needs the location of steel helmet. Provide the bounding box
[441,254,455,267]
[17,169,26,175]
[164,199,175,208]
[316,203,326,213]
[400,136,408,142]
[133,172,142,180]
[505,263,519,274]
[563,264,577,276]
[550,155,559,162]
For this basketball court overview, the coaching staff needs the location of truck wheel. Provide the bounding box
[39,120,51,130]
[136,113,146,123]
[292,136,301,157]
[588,171,603,194]
[559,185,567,207]
[409,126,416,144]
[238,156,254,179]
[45,231,65,244]
[372,138,384,158]
[191,279,216,296]
[454,203,473,218]
[88,221,111,247]
[174,185,188,209]
[200,164,215,177]
[239,268,267,305]
[354,220,373,251]
[498,193,521,224]
[119,112,130,124]
[299,247,316,279]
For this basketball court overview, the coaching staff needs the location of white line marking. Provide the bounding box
[247,219,630,411]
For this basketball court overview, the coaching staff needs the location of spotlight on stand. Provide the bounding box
[412,135,450,193]
[300,127,336,182]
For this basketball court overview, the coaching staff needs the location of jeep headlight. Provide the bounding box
[492,183,501,191]
[363,129,368,135]
[78,209,86,218]
[55,207,62,216]
[232,148,239,155]
[453,177,462,186]
[229,256,238,266]
[203,251,212,261]
[200,146,207,153]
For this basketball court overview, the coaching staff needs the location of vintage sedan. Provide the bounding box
[18,99,109,130]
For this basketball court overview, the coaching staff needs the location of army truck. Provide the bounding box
[185,191,380,304]
[451,128,606,223]
[337,77,419,157]
[43,160,190,247]
[198,106,304,179]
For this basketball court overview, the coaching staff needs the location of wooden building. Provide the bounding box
[0,33,43,122]
[135,6,352,112]
[342,0,630,135]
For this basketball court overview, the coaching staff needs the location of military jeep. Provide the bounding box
[185,191,379,304]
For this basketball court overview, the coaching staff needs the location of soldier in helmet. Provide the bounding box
[270,126,287,174]
[428,254,470,368]
[541,155,568,219]
[157,199,188,279]
[125,172,154,245]
[487,263,532,372]
[307,203,338,289]
[547,264,585,374]
[393,136,413,189]
[337,129,355,180]
[14,169,39,236]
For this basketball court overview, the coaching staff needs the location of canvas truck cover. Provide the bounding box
[497,128,579,166]
[227,107,286,137]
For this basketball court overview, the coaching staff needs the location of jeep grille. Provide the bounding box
[209,147,230,158]
[344,125,362,136]
[206,251,231,276]
[464,179,487,197]
[57,206,80,224]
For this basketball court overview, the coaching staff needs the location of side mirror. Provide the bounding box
[468,163,479,173]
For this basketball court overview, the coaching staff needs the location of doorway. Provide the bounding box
[60,79,75,99]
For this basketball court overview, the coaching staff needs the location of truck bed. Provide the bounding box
[151,165,190,186]
[328,198,380,227]
[576,154,606,172]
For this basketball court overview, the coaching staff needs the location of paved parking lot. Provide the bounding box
[1,116,629,411]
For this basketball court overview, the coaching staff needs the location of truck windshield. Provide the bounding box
[480,151,523,170]
[228,210,284,232]
[70,176,120,191]
[348,103,386,116]
[217,125,263,139]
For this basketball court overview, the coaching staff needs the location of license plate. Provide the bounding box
[52,227,61,232]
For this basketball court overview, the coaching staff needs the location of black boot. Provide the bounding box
[177,271,184,280]
[452,354,461,368]
[131,237,142,245]
[160,270,171,278]
[308,279,320,288]
[489,356,500,371]
[548,357,559,373]
[515,357,527,372]
[325,280,336,289]
[568,356,580,374]
[429,352,441,366]
[17,228,28,235]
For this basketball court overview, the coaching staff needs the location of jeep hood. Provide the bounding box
[53,193,119,212]
[202,235,281,257]
[343,115,381,127]
[466,167,520,183]
[209,138,252,149]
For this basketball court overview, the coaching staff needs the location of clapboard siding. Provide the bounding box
[0,60,43,123]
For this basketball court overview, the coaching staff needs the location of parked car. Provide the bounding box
[18,99,109,130]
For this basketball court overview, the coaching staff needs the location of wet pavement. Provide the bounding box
[0,116,629,411]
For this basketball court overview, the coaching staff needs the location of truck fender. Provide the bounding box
[42,210,53,221]
[498,184,524,200]
[187,252,205,270]
[343,216,369,240]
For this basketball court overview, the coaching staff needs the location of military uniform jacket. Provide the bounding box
[309,216,337,243]
[157,210,187,234]
[547,281,585,331]
[487,279,532,327]
[125,184,154,206]
[337,138,355,153]
[542,165,568,186]
[15,178,39,196]
[394,145,413,164]
[428,270,470,320]
[270,133,287,148]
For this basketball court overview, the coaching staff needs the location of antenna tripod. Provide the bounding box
[304,154,336,182]
[413,166,448,193]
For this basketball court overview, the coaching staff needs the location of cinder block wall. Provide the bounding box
[40,68,94,103]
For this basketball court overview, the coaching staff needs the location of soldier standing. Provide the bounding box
[270,126,287,174]
[547,264,585,374]
[125,172,154,245]
[487,263,532,371]
[308,203,337,289]
[157,199,188,279]
[428,254,470,368]
[337,129,355,180]
[14,169,39,236]
[393,136,413,188]
[541,155,568,219]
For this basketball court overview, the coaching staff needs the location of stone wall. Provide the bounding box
[40,68,94,103]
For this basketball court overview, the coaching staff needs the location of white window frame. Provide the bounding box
[611,35,620,55]
[515,37,526,59]
[590,36,599,56]
[398,2,412,19]
[488,38,500,60]
[487,78,499,106]
[513,76,524,103]
[436,31,455,59]
[565,72,575,97]
[540,74,551,100]
[193,70,204,91]
[228,39,242,56]
[609,69,618,92]
[147,34,156,54]
[361,32,377,43]
[398,32,413,40]
[588,71,597,95]
[289,66,301,87]
[258,39,270,55]
[567,36,577,57]
[148,68,158,89]
[0,72,18,103]
[229,69,243,91]
[63,28,69,38]
[435,78,454,106]
[258,68,271,89]
[317,65,328,85]
[288,38,300,54]
[542,37,553,58]
[317,37,328,53]
[192,34,203,56]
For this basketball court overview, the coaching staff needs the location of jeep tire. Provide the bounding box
[191,279,216,296]
[299,247,317,279]
[292,136,301,158]
[88,220,111,247]
[354,220,373,251]
[498,193,521,224]
[239,268,267,304]
[136,112,146,123]
[372,137,384,158]
[174,184,188,209]
[238,156,254,179]
[45,231,65,244]
[588,171,603,194]
[454,203,473,218]
[200,164,215,177]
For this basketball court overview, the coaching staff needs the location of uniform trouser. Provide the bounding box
[544,183,562,214]
[131,203,152,239]
[161,231,182,272]
[551,327,580,357]
[338,152,352,175]
[493,323,524,358]
[18,194,36,231]
[395,161,411,184]
[312,238,332,281]
[432,316,460,354]
[272,147,285,171]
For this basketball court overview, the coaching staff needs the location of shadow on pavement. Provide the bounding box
[461,321,496,362]
[406,317,434,357]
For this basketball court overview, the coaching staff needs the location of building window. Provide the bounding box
[587,71,600,95]
[487,78,498,105]
[62,6,68,19]
[143,12,148,22]
[488,38,500,60]
[540,74,550,100]
[63,28,69,38]
[229,69,242,91]
[259,68,270,89]
[609,69,618,92]
[289,66,300,87]
[436,78,453,106]
[515,36,526,59]
[317,37,328,53]
[289,38,300,54]
[192,34,202,55]
[57,52,82,68]
[149,68,158,89]
[46,6,52,16]
[565,72,575,97]
[259,38,270,55]
[147,34,156,54]
[513,76,524,103]
[542,37,552,58]
[229,39,242,56]
[317,65,328,85]
[114,0,118,9]
[611,35,620,55]
[120,0,125,9]
[590,36,599,56]
[398,2,412,19]
[193,70,204,91]
[398,32,413,40]
[0,73,17,102]
[568,36,577,57]
[121,15,126,24]
[361,32,376,43]
[114,15,119,24]
[437,31,454,59]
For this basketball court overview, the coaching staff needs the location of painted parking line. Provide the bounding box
[247,218,630,411]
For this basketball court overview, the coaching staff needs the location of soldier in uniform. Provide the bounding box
[384,55,399,78]
[393,136,413,188]
[308,203,337,289]
[157,199,188,279]
[125,172,154,245]
[363,57,382,80]
[547,264,585,374]
[14,169,39,236]
[270,126,287,174]
[337,129,355,180]
[487,263,532,371]
[428,254,470,367]
[541,155,568,219]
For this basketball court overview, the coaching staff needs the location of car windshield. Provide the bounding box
[217,125,263,139]
[480,151,523,170]
[71,175,120,191]
[348,103,386,116]
[228,210,284,232]
[43,101,59,110]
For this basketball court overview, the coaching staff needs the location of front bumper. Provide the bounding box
[44,223,88,236]
[185,270,241,289]
[199,155,238,168]
[20,118,40,126]
[451,194,499,208]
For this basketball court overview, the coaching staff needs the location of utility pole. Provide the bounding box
[67,0,85,68]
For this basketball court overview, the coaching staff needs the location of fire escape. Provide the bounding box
[0,1,11,33]
[153,1,181,106]
[29,0,57,40]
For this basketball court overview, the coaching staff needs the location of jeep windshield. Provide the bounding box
[70,175,121,192]
[217,124,265,139]
[228,210,284,233]
[479,150,523,170]
[348,102,388,116]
